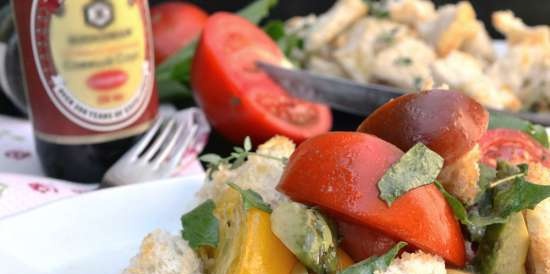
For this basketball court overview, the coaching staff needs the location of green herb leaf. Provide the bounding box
[378,143,444,205]
[263,20,304,64]
[340,242,407,274]
[394,57,413,66]
[238,0,279,24]
[468,161,550,231]
[181,200,219,249]
[199,154,223,165]
[434,181,471,225]
[227,182,273,213]
[363,0,389,18]
[489,111,549,147]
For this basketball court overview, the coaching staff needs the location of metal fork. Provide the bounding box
[100,113,199,188]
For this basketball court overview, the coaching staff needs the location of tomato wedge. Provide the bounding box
[191,13,332,144]
[151,2,208,64]
[338,220,398,262]
[357,90,488,163]
[480,128,550,168]
[278,132,466,266]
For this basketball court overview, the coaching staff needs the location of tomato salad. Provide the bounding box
[131,89,550,274]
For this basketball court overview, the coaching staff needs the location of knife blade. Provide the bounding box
[257,62,406,116]
[258,62,550,126]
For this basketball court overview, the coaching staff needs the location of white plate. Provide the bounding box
[0,175,204,274]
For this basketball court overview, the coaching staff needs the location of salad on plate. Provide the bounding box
[122,89,550,274]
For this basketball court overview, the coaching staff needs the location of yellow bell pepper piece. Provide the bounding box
[337,249,354,269]
[291,248,354,274]
[233,208,297,274]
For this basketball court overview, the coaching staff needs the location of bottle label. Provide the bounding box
[12,0,158,144]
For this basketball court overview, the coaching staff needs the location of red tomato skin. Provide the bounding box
[480,128,550,168]
[151,2,208,64]
[191,13,332,144]
[338,219,398,262]
[278,132,466,266]
[358,90,488,163]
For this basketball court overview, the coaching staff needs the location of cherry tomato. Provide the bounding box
[191,13,332,144]
[278,132,466,266]
[480,128,550,168]
[357,90,488,163]
[151,2,208,64]
[338,220,398,262]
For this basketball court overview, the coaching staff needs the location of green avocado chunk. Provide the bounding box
[271,202,338,274]
[476,212,529,274]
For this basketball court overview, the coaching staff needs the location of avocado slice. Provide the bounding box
[475,212,529,274]
[271,202,338,274]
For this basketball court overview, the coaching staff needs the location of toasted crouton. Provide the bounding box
[123,229,203,274]
[418,2,477,56]
[461,21,496,63]
[524,163,550,274]
[305,0,368,52]
[432,51,521,110]
[333,18,410,83]
[437,145,481,206]
[493,10,550,47]
[374,251,446,274]
[371,37,435,89]
[387,0,436,27]
[197,136,295,207]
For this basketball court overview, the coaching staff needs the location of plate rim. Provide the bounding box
[0,174,205,223]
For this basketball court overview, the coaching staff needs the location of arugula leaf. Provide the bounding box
[237,0,278,24]
[434,181,471,225]
[155,0,279,102]
[181,200,219,249]
[340,242,407,274]
[263,20,304,63]
[378,143,444,205]
[227,182,272,213]
[488,111,549,147]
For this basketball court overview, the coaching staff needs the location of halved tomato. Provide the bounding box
[278,132,466,266]
[357,90,488,163]
[480,128,550,168]
[191,13,332,144]
[151,2,208,64]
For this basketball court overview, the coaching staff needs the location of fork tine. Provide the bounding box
[151,119,186,169]
[141,118,176,162]
[167,122,198,171]
[128,117,164,160]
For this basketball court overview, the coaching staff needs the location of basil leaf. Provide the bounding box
[489,111,549,147]
[434,181,471,225]
[238,0,278,24]
[492,175,550,217]
[469,161,550,226]
[340,242,407,274]
[378,143,444,206]
[228,182,272,213]
[181,200,219,249]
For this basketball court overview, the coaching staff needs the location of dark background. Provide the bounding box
[2,0,550,116]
